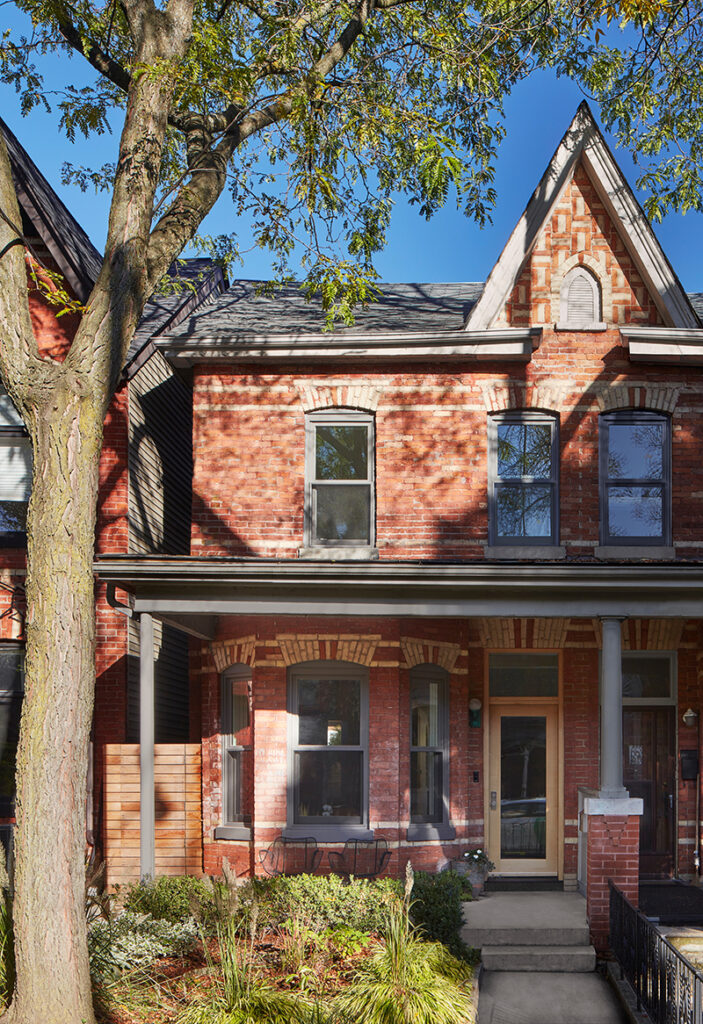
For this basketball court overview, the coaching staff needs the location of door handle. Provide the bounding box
[668,793,674,809]
[490,791,497,811]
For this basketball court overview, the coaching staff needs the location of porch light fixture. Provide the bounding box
[469,698,482,729]
[683,708,699,728]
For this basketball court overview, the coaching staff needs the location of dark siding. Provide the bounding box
[127,617,190,743]
[128,351,192,555]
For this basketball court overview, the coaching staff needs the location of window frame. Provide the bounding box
[620,651,676,707]
[286,660,372,841]
[304,410,375,551]
[0,388,31,545]
[488,411,559,547]
[214,663,252,841]
[599,410,671,547]
[407,664,455,842]
[0,643,25,817]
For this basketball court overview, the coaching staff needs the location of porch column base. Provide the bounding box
[582,796,643,954]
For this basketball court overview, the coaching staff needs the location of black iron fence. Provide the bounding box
[609,880,703,1024]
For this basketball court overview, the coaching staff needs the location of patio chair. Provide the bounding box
[258,835,323,876]
[328,838,391,879]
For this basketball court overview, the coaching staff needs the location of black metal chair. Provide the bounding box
[258,835,323,876]
[328,838,391,879]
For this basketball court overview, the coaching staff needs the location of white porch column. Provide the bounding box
[139,612,155,880]
[599,616,627,798]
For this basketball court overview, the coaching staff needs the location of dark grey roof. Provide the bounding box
[165,280,483,340]
[124,259,225,376]
[0,116,102,302]
[689,293,703,320]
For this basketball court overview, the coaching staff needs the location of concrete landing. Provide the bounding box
[462,891,591,948]
[478,972,628,1024]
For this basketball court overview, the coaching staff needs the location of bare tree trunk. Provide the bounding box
[5,386,103,1024]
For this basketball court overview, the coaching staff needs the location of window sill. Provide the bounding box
[594,545,675,560]
[485,545,565,560]
[214,825,252,841]
[298,546,379,561]
[283,825,375,842]
[555,322,607,332]
[406,823,456,843]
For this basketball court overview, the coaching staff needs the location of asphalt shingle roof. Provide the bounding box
[166,280,484,340]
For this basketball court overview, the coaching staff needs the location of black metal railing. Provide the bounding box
[610,880,703,1024]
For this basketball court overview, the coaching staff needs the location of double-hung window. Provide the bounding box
[305,411,374,550]
[215,665,252,840]
[0,389,31,538]
[408,665,454,841]
[287,662,370,838]
[600,411,670,545]
[488,412,558,546]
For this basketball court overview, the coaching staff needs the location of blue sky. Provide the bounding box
[1,16,702,290]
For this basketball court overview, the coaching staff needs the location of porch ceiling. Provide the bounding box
[96,557,703,620]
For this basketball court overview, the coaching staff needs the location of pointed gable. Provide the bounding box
[466,102,698,332]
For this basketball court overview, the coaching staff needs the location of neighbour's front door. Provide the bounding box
[623,707,675,878]
[488,705,559,874]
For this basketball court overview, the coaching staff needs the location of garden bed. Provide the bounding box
[89,869,477,1024]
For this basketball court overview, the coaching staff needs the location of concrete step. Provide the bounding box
[464,923,591,947]
[481,944,596,973]
[462,892,591,949]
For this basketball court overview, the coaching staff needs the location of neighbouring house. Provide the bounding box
[0,116,224,879]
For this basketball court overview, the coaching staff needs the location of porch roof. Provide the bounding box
[96,557,703,635]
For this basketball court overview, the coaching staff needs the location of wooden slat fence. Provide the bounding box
[104,743,203,886]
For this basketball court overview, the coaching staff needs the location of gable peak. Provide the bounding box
[465,104,697,332]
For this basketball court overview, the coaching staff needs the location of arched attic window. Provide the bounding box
[559,267,603,329]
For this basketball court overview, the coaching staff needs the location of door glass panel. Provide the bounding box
[501,716,547,859]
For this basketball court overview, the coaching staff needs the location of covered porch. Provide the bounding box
[97,558,703,950]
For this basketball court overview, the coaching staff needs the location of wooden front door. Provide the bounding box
[488,705,559,874]
[623,707,676,878]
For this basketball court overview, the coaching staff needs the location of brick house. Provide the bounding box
[94,101,703,951]
[5,99,703,954]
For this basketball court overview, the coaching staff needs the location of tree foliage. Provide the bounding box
[0,2,700,1023]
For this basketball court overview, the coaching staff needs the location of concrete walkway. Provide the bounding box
[478,971,629,1024]
[464,892,628,1024]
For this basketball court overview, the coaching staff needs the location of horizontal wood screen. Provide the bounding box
[104,743,203,886]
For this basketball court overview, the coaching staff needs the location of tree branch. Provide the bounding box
[56,10,132,94]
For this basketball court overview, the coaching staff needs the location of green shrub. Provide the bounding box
[258,874,402,933]
[123,874,217,925]
[88,910,198,979]
[409,871,471,955]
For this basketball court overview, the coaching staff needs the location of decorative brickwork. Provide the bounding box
[595,383,680,413]
[276,634,381,666]
[211,636,257,672]
[295,383,382,412]
[400,636,461,671]
[480,381,565,413]
[500,162,663,329]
